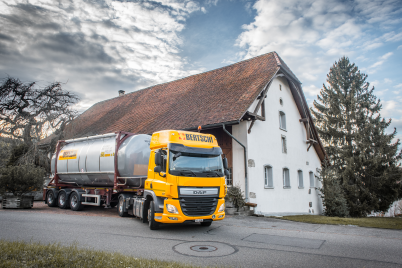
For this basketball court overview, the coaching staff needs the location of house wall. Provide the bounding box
[232,76,323,215]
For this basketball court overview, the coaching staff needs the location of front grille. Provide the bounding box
[179,196,218,216]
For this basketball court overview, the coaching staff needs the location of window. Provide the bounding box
[279,111,286,130]
[281,135,287,153]
[264,165,273,188]
[298,170,304,188]
[279,98,283,106]
[279,84,282,91]
[226,167,233,186]
[309,171,314,187]
[283,168,290,188]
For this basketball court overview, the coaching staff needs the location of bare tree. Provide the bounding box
[0,77,78,146]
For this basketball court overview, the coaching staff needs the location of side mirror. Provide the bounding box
[224,169,230,177]
[154,151,162,166]
[223,157,228,170]
[154,166,162,173]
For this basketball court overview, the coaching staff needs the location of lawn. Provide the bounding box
[0,240,202,268]
[280,215,402,230]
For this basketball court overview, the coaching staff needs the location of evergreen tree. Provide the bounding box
[311,57,402,217]
[317,160,349,217]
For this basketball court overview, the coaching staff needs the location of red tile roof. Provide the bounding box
[54,52,326,160]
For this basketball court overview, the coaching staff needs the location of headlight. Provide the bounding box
[166,204,179,214]
[218,203,225,212]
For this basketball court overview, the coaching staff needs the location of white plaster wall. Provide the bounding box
[232,121,248,193]
[241,77,323,215]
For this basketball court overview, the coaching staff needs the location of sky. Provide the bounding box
[1,0,402,140]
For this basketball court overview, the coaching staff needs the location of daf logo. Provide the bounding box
[193,191,207,195]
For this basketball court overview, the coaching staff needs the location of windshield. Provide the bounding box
[169,150,224,177]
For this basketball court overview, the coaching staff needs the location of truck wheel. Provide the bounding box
[58,191,70,209]
[118,196,128,217]
[200,221,212,227]
[148,201,159,230]
[70,192,83,211]
[47,190,58,207]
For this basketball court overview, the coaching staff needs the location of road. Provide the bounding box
[0,203,401,267]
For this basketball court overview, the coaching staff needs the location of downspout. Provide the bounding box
[222,123,248,201]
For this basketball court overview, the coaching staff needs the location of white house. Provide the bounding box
[55,51,326,215]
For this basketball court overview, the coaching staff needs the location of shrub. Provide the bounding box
[227,184,245,212]
[0,164,45,197]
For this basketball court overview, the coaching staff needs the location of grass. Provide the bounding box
[0,240,203,268]
[279,215,402,230]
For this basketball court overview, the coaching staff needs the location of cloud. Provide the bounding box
[395,83,402,88]
[303,84,321,97]
[236,0,402,85]
[0,0,204,111]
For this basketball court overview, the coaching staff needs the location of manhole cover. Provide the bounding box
[173,241,237,257]
[190,245,217,252]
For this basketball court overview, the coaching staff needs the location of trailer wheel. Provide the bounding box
[200,221,212,227]
[70,192,83,211]
[148,201,159,230]
[57,191,70,209]
[46,190,58,207]
[118,196,128,217]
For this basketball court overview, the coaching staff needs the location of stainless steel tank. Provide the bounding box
[51,133,151,187]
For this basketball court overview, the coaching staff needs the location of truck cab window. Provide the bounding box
[168,150,224,177]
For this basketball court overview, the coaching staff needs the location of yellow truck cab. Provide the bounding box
[144,130,228,229]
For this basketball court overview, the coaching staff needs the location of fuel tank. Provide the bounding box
[51,133,151,187]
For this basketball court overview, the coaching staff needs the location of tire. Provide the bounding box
[70,192,83,211]
[148,201,159,230]
[57,191,70,209]
[46,190,58,207]
[118,196,128,217]
[200,221,212,227]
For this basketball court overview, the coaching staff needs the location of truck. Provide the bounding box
[43,130,228,230]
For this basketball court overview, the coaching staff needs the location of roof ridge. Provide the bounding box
[108,51,277,99]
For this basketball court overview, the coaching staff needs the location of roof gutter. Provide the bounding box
[182,120,240,131]
[222,123,248,202]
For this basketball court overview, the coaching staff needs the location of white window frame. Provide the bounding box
[283,167,290,188]
[309,171,315,188]
[298,170,304,189]
[264,165,274,189]
[281,135,287,154]
[279,111,286,130]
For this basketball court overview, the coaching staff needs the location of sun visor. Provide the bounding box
[169,143,222,155]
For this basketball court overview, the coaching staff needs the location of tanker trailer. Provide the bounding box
[44,132,151,212]
[44,130,228,230]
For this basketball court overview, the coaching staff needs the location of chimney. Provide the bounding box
[118,90,125,96]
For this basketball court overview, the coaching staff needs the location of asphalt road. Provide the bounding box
[0,205,401,267]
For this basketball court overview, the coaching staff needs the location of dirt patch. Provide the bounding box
[0,201,121,218]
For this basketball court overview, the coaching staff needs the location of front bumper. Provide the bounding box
[155,198,225,224]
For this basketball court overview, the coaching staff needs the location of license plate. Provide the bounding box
[195,219,203,222]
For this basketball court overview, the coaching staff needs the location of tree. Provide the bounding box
[311,57,402,217]
[317,160,349,217]
[0,77,78,146]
